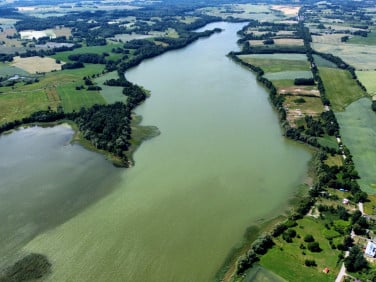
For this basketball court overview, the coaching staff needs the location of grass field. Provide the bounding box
[58,85,105,112]
[324,154,343,167]
[260,217,341,282]
[336,98,376,194]
[238,55,310,73]
[239,53,307,61]
[363,194,376,215]
[264,71,313,81]
[0,64,30,77]
[348,31,376,45]
[94,71,127,104]
[285,96,324,115]
[313,55,337,68]
[11,56,63,73]
[51,44,124,63]
[318,135,339,150]
[0,64,107,122]
[356,70,376,96]
[319,67,366,111]
[244,266,286,282]
[0,91,54,124]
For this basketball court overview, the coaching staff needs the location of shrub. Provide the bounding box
[307,242,321,252]
[304,234,314,242]
[305,259,317,267]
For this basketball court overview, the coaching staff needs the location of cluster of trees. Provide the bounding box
[294,78,315,86]
[68,53,107,64]
[61,62,84,70]
[74,103,131,163]
[236,235,274,274]
[372,100,376,112]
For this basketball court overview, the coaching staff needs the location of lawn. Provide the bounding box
[238,56,310,73]
[260,217,342,282]
[336,98,376,194]
[319,67,366,111]
[356,70,376,96]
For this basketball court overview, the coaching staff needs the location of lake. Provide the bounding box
[2,22,311,281]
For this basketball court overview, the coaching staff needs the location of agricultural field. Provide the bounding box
[0,63,106,122]
[271,5,300,16]
[0,64,29,77]
[264,71,313,81]
[356,70,376,96]
[273,38,304,46]
[260,217,342,282]
[312,42,376,70]
[199,4,280,21]
[51,44,124,63]
[348,32,376,45]
[336,98,376,194]
[58,84,105,113]
[11,56,63,73]
[0,90,54,124]
[19,29,56,40]
[238,54,310,73]
[312,55,337,68]
[319,67,366,111]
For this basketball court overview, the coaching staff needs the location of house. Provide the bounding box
[365,241,376,257]
[343,198,349,205]
[323,267,330,273]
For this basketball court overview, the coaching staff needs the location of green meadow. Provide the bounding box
[238,56,310,73]
[260,217,342,282]
[319,67,366,111]
[336,98,376,194]
[356,70,376,96]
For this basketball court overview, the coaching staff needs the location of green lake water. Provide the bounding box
[2,22,311,281]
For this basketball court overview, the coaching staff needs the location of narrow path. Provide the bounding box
[359,202,364,215]
[335,251,349,282]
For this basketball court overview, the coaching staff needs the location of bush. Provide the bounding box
[272,223,287,237]
[307,242,321,252]
[2,253,51,281]
[305,259,317,267]
[304,234,314,242]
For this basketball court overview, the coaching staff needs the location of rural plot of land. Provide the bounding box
[259,217,341,282]
[319,67,366,111]
[238,54,310,73]
[356,70,376,96]
[312,42,376,70]
[336,98,376,194]
[264,71,313,81]
[11,56,63,73]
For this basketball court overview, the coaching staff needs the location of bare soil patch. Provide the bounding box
[279,86,320,97]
